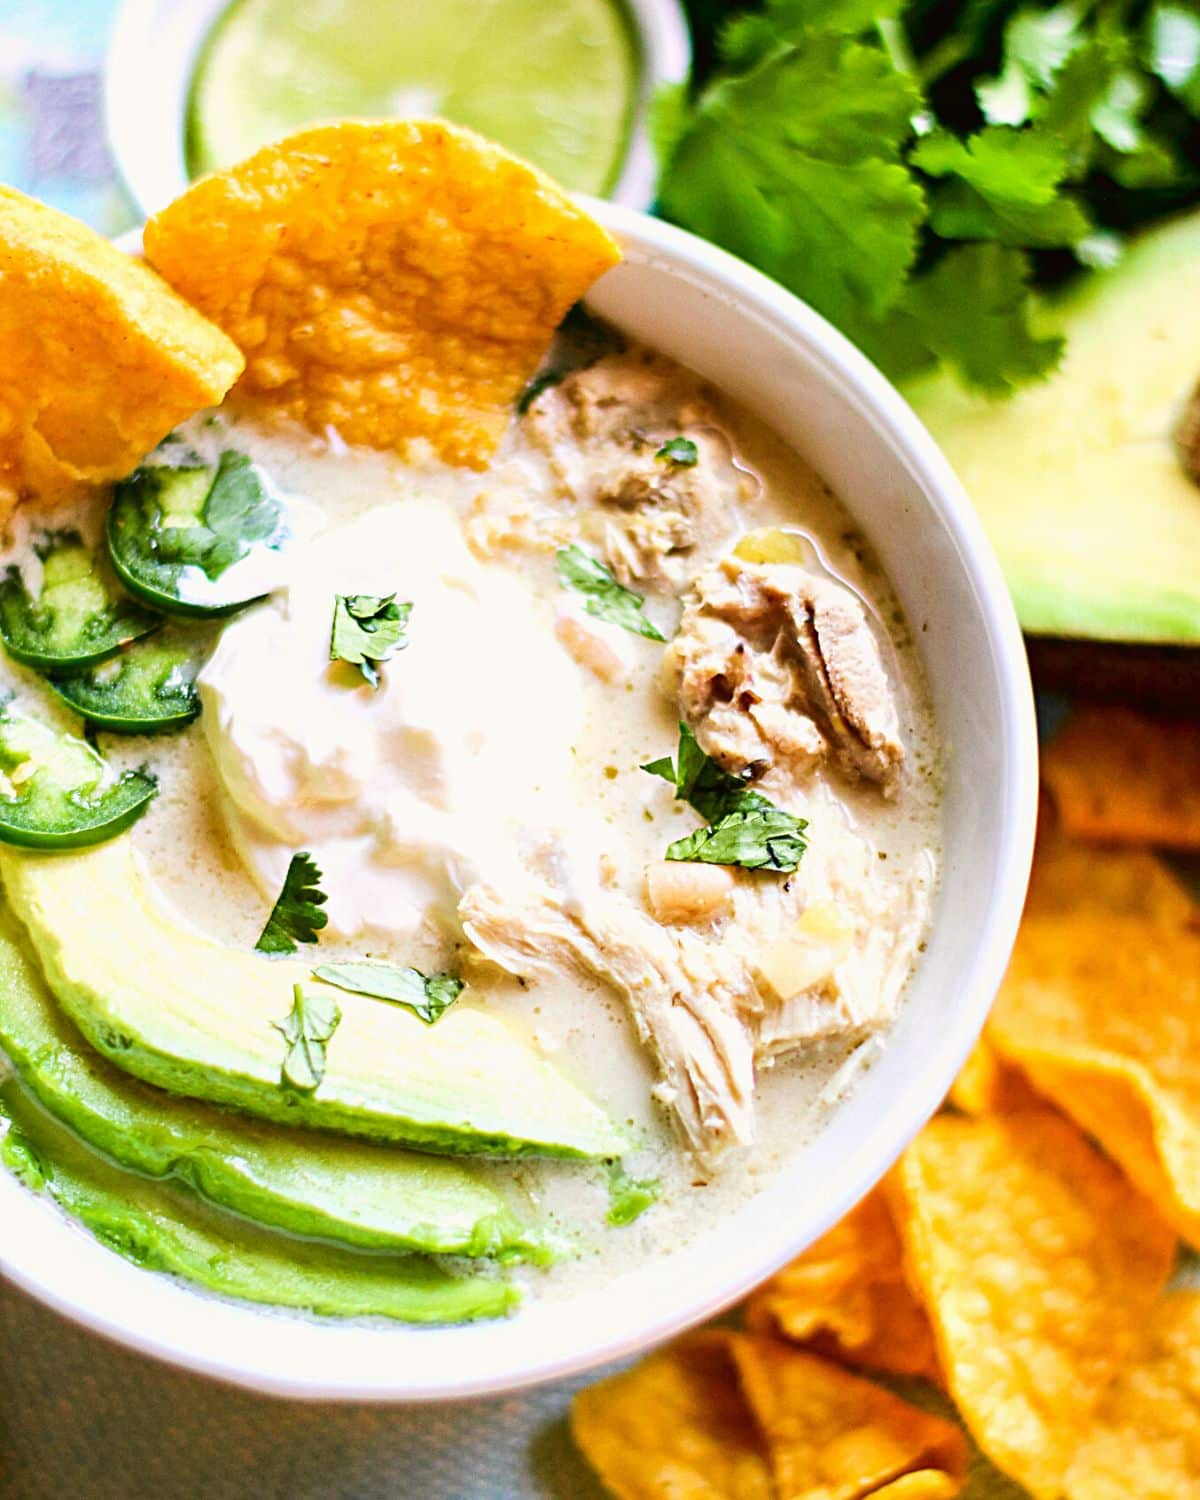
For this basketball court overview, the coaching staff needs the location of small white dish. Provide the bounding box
[104,0,692,216]
[0,201,1038,1401]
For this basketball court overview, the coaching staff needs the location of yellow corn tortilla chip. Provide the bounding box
[0,185,243,508]
[989,913,1200,1248]
[869,1474,961,1500]
[947,1040,1042,1117]
[1026,813,1196,925]
[888,1109,1176,1500]
[1042,706,1200,849]
[729,1335,967,1500]
[1064,1291,1200,1500]
[571,1330,773,1500]
[745,1188,942,1384]
[144,120,621,469]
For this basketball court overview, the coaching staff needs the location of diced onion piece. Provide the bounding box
[755,901,856,1002]
[645,861,734,924]
[733,527,809,566]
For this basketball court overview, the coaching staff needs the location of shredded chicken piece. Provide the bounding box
[671,555,904,795]
[460,877,758,1156]
[523,354,741,588]
[751,846,929,1061]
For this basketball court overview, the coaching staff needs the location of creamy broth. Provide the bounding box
[0,337,940,1305]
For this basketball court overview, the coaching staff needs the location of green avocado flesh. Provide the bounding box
[0,839,624,1159]
[186,0,639,198]
[0,908,545,1260]
[0,1083,518,1324]
[907,209,1200,644]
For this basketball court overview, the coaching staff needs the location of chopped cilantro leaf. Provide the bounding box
[642,723,807,872]
[642,722,756,822]
[605,1160,661,1226]
[256,852,328,955]
[666,805,809,871]
[516,368,563,415]
[330,593,412,689]
[555,545,666,642]
[313,961,463,1025]
[273,983,340,1092]
[655,436,700,466]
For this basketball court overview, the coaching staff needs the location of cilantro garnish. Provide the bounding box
[313,961,464,1025]
[655,0,1200,395]
[555,545,666,642]
[273,983,340,1092]
[330,593,412,689]
[516,369,563,415]
[156,450,281,581]
[256,852,329,955]
[655,436,699,466]
[605,1160,661,1226]
[642,723,807,873]
[665,804,809,871]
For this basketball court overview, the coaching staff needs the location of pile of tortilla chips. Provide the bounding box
[0,119,620,513]
[574,705,1200,1500]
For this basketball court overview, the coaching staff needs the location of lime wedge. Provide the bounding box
[186,0,640,196]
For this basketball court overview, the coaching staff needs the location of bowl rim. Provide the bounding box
[0,199,1039,1402]
[103,0,693,216]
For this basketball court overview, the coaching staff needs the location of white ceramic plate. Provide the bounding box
[104,0,692,216]
[0,201,1038,1401]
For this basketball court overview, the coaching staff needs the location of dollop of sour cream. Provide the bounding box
[199,501,585,944]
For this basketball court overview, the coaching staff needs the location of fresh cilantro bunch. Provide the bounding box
[659,0,1200,393]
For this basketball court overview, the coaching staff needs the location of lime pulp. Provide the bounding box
[186,0,641,197]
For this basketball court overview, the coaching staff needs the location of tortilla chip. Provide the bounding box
[729,1334,966,1500]
[144,120,621,469]
[745,1187,942,1383]
[947,1040,1042,1117]
[0,185,243,508]
[989,913,1200,1248]
[1042,706,1200,849]
[571,1330,773,1500]
[888,1109,1176,1499]
[1064,1291,1200,1499]
[869,1474,961,1500]
[1026,816,1195,926]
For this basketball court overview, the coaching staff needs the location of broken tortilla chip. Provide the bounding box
[1026,812,1196,925]
[1064,1291,1200,1500]
[888,1109,1176,1500]
[729,1334,967,1500]
[0,185,243,509]
[1042,706,1200,849]
[745,1187,941,1384]
[988,913,1200,1248]
[571,1330,772,1500]
[868,1475,961,1500]
[143,120,621,469]
[947,1040,1042,1117]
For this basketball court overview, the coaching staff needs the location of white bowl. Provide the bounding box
[0,201,1038,1400]
[105,0,692,216]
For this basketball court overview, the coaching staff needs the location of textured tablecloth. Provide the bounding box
[0,1277,620,1499]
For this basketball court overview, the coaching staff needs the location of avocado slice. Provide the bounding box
[0,907,547,1259]
[0,1082,518,1324]
[907,209,1200,643]
[0,839,625,1159]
